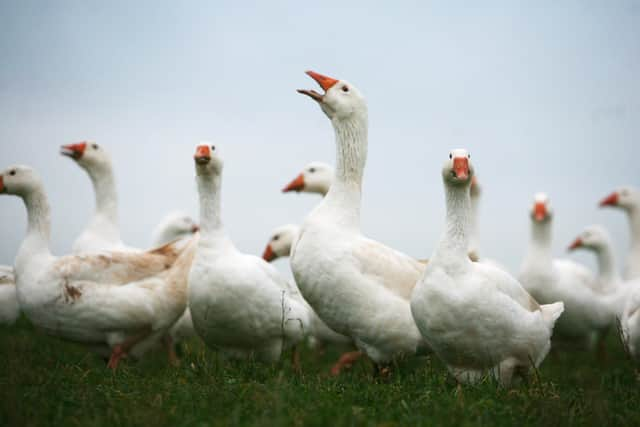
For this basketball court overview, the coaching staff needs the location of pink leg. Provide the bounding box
[106,326,152,371]
[107,345,126,370]
[330,350,363,376]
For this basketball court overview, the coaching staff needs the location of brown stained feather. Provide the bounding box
[64,283,82,303]
[468,251,480,262]
[53,238,195,286]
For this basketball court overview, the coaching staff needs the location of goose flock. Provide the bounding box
[1,70,639,386]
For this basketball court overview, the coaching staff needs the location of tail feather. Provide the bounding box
[540,301,564,328]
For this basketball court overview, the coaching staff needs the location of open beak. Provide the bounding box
[191,224,200,233]
[0,176,4,193]
[568,237,583,251]
[297,70,339,102]
[599,192,619,207]
[262,244,276,262]
[534,202,547,222]
[194,145,211,164]
[282,174,305,193]
[60,142,87,160]
[452,157,469,180]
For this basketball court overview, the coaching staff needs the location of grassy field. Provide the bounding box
[1,318,638,427]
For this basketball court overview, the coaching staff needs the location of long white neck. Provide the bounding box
[18,186,52,258]
[86,163,118,224]
[196,171,225,242]
[318,114,368,229]
[524,220,553,270]
[433,183,472,269]
[468,190,480,258]
[594,241,620,288]
[627,206,640,250]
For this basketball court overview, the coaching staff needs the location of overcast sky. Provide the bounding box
[1,1,638,279]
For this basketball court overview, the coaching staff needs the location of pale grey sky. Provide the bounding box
[1,1,639,278]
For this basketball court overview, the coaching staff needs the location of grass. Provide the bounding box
[1,318,639,427]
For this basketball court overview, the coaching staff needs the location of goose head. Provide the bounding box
[0,165,42,198]
[194,143,223,176]
[153,211,199,244]
[599,187,640,211]
[282,162,334,195]
[60,141,112,171]
[442,148,474,187]
[262,224,300,262]
[529,192,553,224]
[568,225,611,253]
[298,70,367,121]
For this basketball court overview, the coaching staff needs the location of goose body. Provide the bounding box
[411,149,563,386]
[188,145,310,361]
[60,142,136,254]
[291,71,427,364]
[0,165,194,367]
[600,187,640,280]
[569,225,640,356]
[0,265,19,324]
[519,194,611,345]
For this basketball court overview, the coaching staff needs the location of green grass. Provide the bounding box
[1,318,639,427]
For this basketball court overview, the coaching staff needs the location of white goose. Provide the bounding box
[151,212,200,345]
[0,165,195,368]
[282,162,334,195]
[567,225,626,298]
[292,70,428,368]
[519,194,611,347]
[188,144,311,364]
[60,142,136,254]
[411,149,564,386]
[599,187,640,280]
[0,265,19,325]
[568,225,640,355]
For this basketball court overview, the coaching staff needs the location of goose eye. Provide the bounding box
[92,143,99,150]
[309,167,316,173]
[211,145,216,151]
[273,235,280,241]
[449,153,452,159]
[468,154,471,159]
[9,169,16,176]
[342,86,349,92]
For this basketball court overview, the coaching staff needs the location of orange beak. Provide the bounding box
[194,145,211,164]
[0,175,4,193]
[452,157,469,180]
[60,142,87,160]
[568,237,583,251]
[599,192,619,207]
[282,174,305,193]
[297,70,339,101]
[534,202,547,222]
[306,71,339,91]
[191,224,200,233]
[262,244,276,262]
